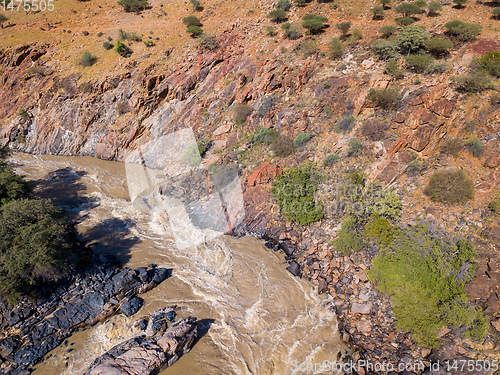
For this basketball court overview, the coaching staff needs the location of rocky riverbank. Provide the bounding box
[233,163,500,375]
[0,256,172,374]
[85,311,198,375]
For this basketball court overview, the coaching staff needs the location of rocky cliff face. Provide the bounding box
[1,30,497,168]
[1,24,499,374]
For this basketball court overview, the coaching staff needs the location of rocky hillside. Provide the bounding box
[0,0,500,372]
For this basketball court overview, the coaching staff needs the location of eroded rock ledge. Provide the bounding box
[85,313,198,375]
[0,262,171,374]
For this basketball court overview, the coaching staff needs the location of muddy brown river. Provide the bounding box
[10,153,343,375]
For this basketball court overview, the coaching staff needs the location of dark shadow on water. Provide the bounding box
[81,218,139,265]
[194,318,215,345]
[31,167,100,222]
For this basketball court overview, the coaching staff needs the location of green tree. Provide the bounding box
[117,0,149,13]
[493,8,500,20]
[329,37,344,58]
[190,0,202,11]
[336,21,351,37]
[424,37,452,57]
[379,25,397,38]
[277,0,291,10]
[0,148,31,206]
[114,40,133,57]
[371,6,384,19]
[398,25,429,53]
[380,0,391,7]
[395,2,421,17]
[271,165,324,225]
[453,0,467,8]
[368,225,485,348]
[444,20,481,41]
[183,15,202,26]
[268,9,288,22]
[0,198,72,303]
[186,25,203,37]
[302,14,328,33]
[427,0,442,16]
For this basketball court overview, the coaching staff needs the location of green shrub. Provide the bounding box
[253,128,279,145]
[396,17,415,27]
[424,37,452,57]
[350,28,362,42]
[464,137,483,157]
[183,15,202,26]
[266,25,276,36]
[295,0,307,6]
[424,169,474,204]
[380,0,391,6]
[271,136,295,157]
[323,154,340,166]
[384,59,405,79]
[144,40,155,47]
[114,40,133,57]
[336,21,351,36]
[329,37,344,59]
[474,51,500,78]
[187,25,203,37]
[0,14,8,24]
[493,8,500,20]
[427,0,442,16]
[234,104,253,124]
[300,39,318,57]
[444,20,481,41]
[395,2,422,17]
[405,53,434,71]
[283,23,302,39]
[364,214,397,246]
[271,165,324,225]
[79,51,97,67]
[118,29,142,41]
[333,216,365,254]
[425,61,448,74]
[334,114,356,133]
[361,118,390,141]
[103,41,114,50]
[268,9,288,22]
[398,25,429,53]
[452,73,493,93]
[302,14,328,33]
[277,0,291,10]
[0,150,31,206]
[293,132,311,147]
[371,6,384,19]
[379,25,397,38]
[198,34,219,50]
[0,198,72,304]
[372,41,399,61]
[489,196,500,212]
[453,0,467,8]
[83,31,89,36]
[117,0,149,12]
[368,225,484,348]
[347,138,363,157]
[441,137,462,157]
[406,158,422,175]
[190,0,202,10]
[367,87,401,109]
